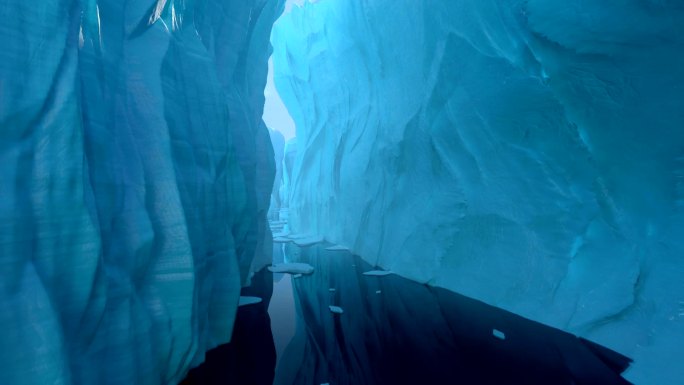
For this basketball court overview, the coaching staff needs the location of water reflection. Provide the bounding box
[182,242,632,385]
[271,243,632,385]
[181,267,276,385]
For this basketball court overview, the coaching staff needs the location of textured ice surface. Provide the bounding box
[293,236,325,247]
[325,245,350,251]
[268,263,315,275]
[272,1,684,382]
[0,0,283,383]
[362,270,394,277]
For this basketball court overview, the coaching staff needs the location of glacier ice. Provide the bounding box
[272,0,684,383]
[268,262,315,275]
[238,296,264,307]
[325,245,350,251]
[328,305,344,314]
[362,270,394,277]
[0,0,283,383]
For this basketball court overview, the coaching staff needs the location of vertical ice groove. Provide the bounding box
[0,0,285,383]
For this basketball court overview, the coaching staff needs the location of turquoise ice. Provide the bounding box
[272,1,684,383]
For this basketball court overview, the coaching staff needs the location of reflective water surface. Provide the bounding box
[182,242,632,385]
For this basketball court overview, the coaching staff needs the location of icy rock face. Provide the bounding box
[278,137,298,221]
[0,0,282,384]
[268,129,286,220]
[272,1,684,382]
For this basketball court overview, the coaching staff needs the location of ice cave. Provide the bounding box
[1,0,682,384]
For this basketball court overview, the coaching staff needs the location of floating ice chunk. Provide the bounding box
[293,236,324,247]
[325,245,349,251]
[492,329,506,340]
[286,233,310,240]
[329,288,336,292]
[268,263,315,275]
[272,232,290,238]
[238,296,262,307]
[376,290,382,294]
[329,305,344,314]
[273,237,292,243]
[293,273,303,278]
[362,270,393,276]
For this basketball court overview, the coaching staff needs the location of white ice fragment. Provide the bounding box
[492,329,506,340]
[285,233,310,240]
[293,236,324,247]
[325,245,349,251]
[268,263,315,275]
[293,273,303,278]
[238,296,262,307]
[376,290,382,294]
[329,288,336,292]
[362,270,393,276]
[329,305,344,314]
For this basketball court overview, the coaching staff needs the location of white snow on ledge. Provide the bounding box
[325,244,349,251]
[293,236,324,247]
[362,270,393,276]
[268,263,315,275]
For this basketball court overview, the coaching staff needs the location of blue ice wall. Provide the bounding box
[272,1,684,383]
[0,0,282,383]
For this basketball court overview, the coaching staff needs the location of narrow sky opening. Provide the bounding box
[263,57,295,141]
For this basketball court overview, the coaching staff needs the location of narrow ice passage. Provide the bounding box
[1,0,682,384]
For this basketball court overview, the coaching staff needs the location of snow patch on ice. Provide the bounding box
[325,244,349,251]
[268,263,315,275]
[363,270,393,276]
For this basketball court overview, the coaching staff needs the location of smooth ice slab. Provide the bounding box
[238,296,263,307]
[492,329,506,340]
[328,306,344,314]
[325,245,350,251]
[293,236,325,247]
[268,263,315,275]
[363,270,394,276]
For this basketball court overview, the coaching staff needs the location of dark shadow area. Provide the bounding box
[182,242,632,385]
[180,268,276,385]
[273,243,632,385]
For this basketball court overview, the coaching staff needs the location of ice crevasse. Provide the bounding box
[272,1,684,383]
[0,0,283,383]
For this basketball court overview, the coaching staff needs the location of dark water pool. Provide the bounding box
[182,242,632,385]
